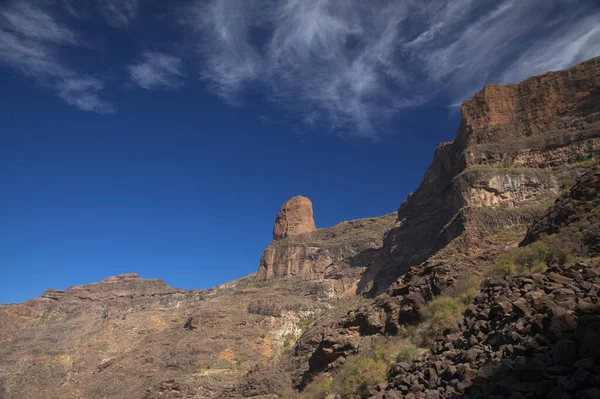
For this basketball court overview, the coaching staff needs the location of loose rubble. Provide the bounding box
[373,262,600,399]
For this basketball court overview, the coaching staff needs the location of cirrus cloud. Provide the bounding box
[183,0,600,137]
[0,0,114,114]
[128,51,185,90]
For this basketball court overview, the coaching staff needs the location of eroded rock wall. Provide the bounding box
[365,56,600,294]
[257,211,396,288]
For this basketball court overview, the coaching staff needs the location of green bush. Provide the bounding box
[492,254,516,278]
[332,354,388,399]
[293,340,407,398]
[513,238,568,270]
[427,296,466,340]
[291,374,333,399]
[395,344,420,363]
[429,296,465,319]
[575,158,597,167]
[492,235,570,277]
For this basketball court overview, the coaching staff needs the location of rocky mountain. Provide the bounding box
[363,56,600,295]
[1,57,599,399]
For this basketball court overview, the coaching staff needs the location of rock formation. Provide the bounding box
[283,57,600,389]
[258,198,396,288]
[375,173,600,398]
[272,196,317,239]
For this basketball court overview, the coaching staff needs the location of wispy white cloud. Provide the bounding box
[1,0,598,131]
[501,14,600,84]
[56,77,115,114]
[0,1,114,113]
[100,0,139,28]
[184,0,600,137]
[1,2,77,44]
[128,51,185,90]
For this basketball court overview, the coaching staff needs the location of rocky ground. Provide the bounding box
[380,261,600,399]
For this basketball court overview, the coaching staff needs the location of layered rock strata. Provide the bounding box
[365,56,600,294]
[258,196,396,288]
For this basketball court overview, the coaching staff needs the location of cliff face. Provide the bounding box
[364,56,600,294]
[257,196,396,292]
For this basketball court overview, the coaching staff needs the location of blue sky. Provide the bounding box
[1,0,599,303]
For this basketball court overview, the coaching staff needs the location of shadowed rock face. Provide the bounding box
[522,170,600,254]
[272,196,317,240]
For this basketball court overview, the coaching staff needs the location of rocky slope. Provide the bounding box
[0,271,347,399]
[380,260,600,399]
[375,170,600,399]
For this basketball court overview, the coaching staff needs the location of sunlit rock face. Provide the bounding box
[258,196,396,290]
[272,196,317,240]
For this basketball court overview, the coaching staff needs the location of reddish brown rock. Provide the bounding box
[272,196,317,240]
[363,56,600,295]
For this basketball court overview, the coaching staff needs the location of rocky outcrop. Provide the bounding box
[283,58,600,389]
[258,198,396,287]
[40,273,181,301]
[273,196,317,239]
[364,56,600,295]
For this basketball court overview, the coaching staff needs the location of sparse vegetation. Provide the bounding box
[576,157,597,167]
[332,354,388,399]
[447,273,482,304]
[298,315,316,331]
[395,344,420,363]
[429,296,466,326]
[292,339,420,399]
[290,374,333,399]
[282,333,296,349]
[489,235,570,278]
[492,254,516,277]
[493,224,528,243]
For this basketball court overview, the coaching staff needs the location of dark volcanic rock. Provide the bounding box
[380,261,600,399]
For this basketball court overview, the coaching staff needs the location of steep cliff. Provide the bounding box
[364,56,600,294]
